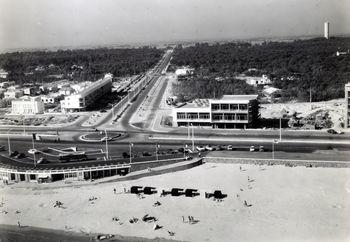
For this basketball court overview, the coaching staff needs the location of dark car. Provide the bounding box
[327,129,337,134]
[142,152,152,156]
[15,153,26,159]
[10,151,19,157]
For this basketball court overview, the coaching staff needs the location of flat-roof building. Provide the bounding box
[11,96,44,115]
[345,82,350,128]
[172,95,259,129]
[60,74,112,113]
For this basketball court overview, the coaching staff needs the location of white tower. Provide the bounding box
[324,22,329,39]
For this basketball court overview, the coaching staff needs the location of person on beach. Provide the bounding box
[113,188,116,194]
[17,221,21,228]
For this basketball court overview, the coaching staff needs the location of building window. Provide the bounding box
[224,113,235,120]
[239,104,248,110]
[212,114,223,120]
[187,113,198,120]
[230,104,238,110]
[177,113,186,119]
[211,104,220,110]
[199,113,210,119]
[29,174,36,180]
[237,114,248,120]
[221,104,229,110]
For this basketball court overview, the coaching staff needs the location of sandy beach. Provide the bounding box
[0,163,349,242]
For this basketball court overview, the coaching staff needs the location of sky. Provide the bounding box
[0,0,349,50]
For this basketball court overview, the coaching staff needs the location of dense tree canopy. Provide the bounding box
[170,38,350,101]
[0,47,163,84]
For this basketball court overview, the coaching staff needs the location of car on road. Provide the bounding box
[327,129,338,134]
[142,152,152,156]
[101,137,113,142]
[205,145,214,151]
[10,151,19,157]
[0,145,6,151]
[259,146,265,152]
[196,146,206,152]
[15,153,26,159]
[227,145,233,151]
[28,148,39,154]
[249,146,255,152]
[37,157,47,164]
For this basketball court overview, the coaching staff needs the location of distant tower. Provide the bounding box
[345,82,350,128]
[324,22,329,39]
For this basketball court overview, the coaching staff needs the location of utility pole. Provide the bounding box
[32,133,36,167]
[272,139,279,160]
[279,117,282,141]
[156,143,159,161]
[309,86,312,110]
[191,124,195,152]
[105,129,109,160]
[7,129,12,156]
[129,143,133,164]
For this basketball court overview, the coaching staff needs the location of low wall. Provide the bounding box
[204,157,350,168]
[100,158,203,183]
[130,157,188,172]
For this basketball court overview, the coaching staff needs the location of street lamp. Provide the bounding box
[191,124,195,152]
[7,129,12,156]
[104,129,109,160]
[272,139,279,160]
[32,133,36,167]
[129,143,133,164]
[155,143,160,161]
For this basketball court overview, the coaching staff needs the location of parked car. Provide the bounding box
[196,146,206,152]
[15,153,26,159]
[249,146,255,152]
[184,156,193,160]
[327,129,337,134]
[205,145,214,151]
[28,148,39,154]
[0,145,6,151]
[142,152,152,156]
[227,145,233,151]
[37,157,47,164]
[259,146,265,152]
[10,151,19,157]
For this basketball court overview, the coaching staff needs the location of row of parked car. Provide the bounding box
[196,144,265,152]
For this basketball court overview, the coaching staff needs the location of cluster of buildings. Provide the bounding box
[0,73,113,115]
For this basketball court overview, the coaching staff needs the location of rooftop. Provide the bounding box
[220,95,258,101]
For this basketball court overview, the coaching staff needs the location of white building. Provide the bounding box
[60,74,112,112]
[11,96,44,115]
[0,69,8,79]
[324,22,329,39]
[4,90,24,99]
[172,95,259,129]
[237,74,271,86]
[175,67,194,76]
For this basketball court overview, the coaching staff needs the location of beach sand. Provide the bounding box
[0,163,349,242]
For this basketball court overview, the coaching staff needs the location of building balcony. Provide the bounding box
[211,109,249,113]
[211,119,249,123]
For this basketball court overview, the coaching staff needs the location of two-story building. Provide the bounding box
[172,95,259,129]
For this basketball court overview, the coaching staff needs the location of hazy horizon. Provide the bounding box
[1,0,349,52]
